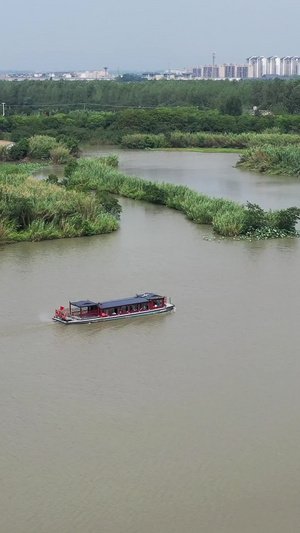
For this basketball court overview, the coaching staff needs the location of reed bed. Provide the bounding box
[1,159,299,243]
[236,144,300,175]
[0,135,74,164]
[67,158,300,239]
[120,132,300,150]
[0,163,119,243]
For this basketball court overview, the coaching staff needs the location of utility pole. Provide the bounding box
[2,102,5,116]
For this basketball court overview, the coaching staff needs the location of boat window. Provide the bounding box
[120,306,128,313]
[153,299,163,307]
[107,308,117,316]
[141,303,149,311]
[129,304,138,312]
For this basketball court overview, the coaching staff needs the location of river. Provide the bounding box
[1,148,300,533]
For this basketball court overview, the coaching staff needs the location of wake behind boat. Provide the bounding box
[53,292,175,324]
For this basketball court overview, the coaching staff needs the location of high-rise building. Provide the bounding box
[280,56,300,76]
[224,64,235,78]
[192,63,248,79]
[248,55,300,77]
[192,67,202,78]
[266,56,280,76]
[191,56,300,80]
[246,56,266,78]
[236,65,248,78]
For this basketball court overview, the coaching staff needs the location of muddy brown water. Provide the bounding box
[1,149,300,533]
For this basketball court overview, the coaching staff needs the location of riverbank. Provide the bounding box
[0,134,79,164]
[153,147,244,153]
[120,132,300,151]
[0,161,120,244]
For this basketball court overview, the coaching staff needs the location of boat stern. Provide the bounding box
[53,306,70,323]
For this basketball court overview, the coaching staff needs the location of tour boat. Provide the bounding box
[53,292,175,324]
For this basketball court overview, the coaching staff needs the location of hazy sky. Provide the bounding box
[1,0,299,72]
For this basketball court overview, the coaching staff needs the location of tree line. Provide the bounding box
[3,108,300,146]
[1,78,300,115]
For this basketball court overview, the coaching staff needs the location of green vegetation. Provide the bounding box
[220,95,243,116]
[0,134,79,163]
[1,77,300,115]
[64,158,300,239]
[2,108,300,147]
[2,103,300,153]
[28,135,58,159]
[236,145,300,175]
[120,131,300,150]
[1,157,299,244]
[0,80,298,239]
[0,159,121,244]
[119,131,300,177]
[2,79,300,159]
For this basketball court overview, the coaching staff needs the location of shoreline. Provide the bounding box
[152,147,244,154]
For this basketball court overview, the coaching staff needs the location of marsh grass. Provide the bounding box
[1,159,299,243]
[237,145,300,175]
[50,146,72,164]
[120,132,300,151]
[0,162,119,243]
[67,158,300,239]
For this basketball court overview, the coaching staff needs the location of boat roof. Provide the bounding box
[99,293,164,309]
[99,296,149,308]
[136,293,163,299]
[70,300,99,308]
[70,294,164,309]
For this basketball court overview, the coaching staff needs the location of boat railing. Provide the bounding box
[70,309,100,318]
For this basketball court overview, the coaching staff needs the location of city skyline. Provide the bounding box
[1,0,300,72]
[2,55,300,82]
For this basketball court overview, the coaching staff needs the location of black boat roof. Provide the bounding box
[70,294,164,309]
[100,296,149,308]
[99,293,164,308]
[70,300,99,308]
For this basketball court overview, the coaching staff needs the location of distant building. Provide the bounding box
[192,67,202,78]
[142,72,164,80]
[247,55,300,78]
[236,65,248,78]
[266,56,280,76]
[280,56,300,76]
[224,64,235,78]
[192,63,248,80]
[192,56,300,80]
[247,56,266,78]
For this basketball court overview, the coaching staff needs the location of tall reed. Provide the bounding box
[0,163,119,243]
[67,158,300,238]
[120,132,300,151]
[236,145,300,175]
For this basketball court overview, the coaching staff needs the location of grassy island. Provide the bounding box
[66,158,300,240]
[1,156,299,245]
[236,145,300,176]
